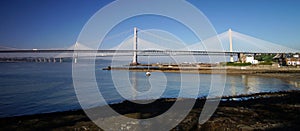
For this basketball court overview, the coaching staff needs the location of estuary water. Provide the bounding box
[0,60,299,118]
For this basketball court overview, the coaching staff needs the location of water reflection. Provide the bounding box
[288,81,300,88]
[130,72,151,94]
[130,71,152,102]
[128,72,299,99]
[224,74,299,97]
[230,76,236,96]
[128,71,167,103]
[241,75,256,93]
[1,61,299,118]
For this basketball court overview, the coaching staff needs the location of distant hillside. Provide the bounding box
[0,45,17,50]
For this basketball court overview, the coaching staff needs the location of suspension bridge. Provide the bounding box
[0,27,299,63]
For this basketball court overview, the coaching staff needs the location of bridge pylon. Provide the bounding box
[131,27,139,65]
[229,28,234,62]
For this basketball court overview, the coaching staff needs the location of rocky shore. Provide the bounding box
[1,90,299,130]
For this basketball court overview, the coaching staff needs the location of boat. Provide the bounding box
[146,71,151,76]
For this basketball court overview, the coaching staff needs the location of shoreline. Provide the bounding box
[1,90,299,130]
[107,66,300,74]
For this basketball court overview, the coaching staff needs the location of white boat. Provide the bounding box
[146,71,151,76]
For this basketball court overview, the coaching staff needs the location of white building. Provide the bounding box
[246,55,258,64]
[286,58,300,66]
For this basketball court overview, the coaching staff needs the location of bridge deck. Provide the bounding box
[0,49,283,55]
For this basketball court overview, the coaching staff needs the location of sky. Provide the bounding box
[0,0,299,50]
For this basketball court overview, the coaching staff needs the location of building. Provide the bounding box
[286,54,300,66]
[245,55,258,64]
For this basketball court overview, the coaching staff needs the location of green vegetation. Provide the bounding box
[225,62,252,66]
[258,62,273,65]
[255,54,275,62]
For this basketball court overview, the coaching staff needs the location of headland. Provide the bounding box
[104,63,300,74]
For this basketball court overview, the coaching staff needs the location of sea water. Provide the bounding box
[0,59,298,118]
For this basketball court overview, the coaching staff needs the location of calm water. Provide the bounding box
[0,60,299,118]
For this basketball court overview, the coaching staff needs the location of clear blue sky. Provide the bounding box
[0,0,299,49]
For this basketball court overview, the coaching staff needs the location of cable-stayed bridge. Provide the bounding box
[0,28,299,63]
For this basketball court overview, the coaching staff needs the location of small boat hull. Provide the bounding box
[146,72,151,76]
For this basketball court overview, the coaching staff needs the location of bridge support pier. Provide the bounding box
[229,28,234,62]
[131,27,139,65]
[74,57,77,64]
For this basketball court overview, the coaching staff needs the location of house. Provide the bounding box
[273,54,286,66]
[286,55,300,66]
[245,55,258,64]
[273,53,300,66]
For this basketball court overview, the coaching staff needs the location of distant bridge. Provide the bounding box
[0,28,299,63]
[0,49,288,56]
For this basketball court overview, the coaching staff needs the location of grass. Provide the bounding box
[258,62,273,65]
[225,62,252,66]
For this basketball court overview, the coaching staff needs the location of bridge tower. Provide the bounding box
[229,28,234,62]
[74,42,78,64]
[131,27,138,65]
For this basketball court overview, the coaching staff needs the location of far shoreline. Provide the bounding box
[106,65,300,74]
